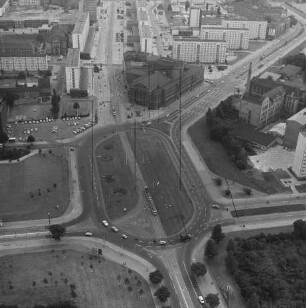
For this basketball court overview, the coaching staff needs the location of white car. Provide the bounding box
[111,226,119,232]
[85,232,92,237]
[121,234,128,239]
[159,240,167,245]
[102,220,109,227]
[211,204,220,209]
[198,295,205,304]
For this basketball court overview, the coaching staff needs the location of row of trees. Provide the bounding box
[206,98,249,170]
[225,220,306,308]
[51,89,61,118]
[0,302,76,308]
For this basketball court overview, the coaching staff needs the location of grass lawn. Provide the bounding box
[207,225,294,308]
[188,116,289,194]
[231,203,306,217]
[60,99,92,118]
[0,148,69,222]
[95,135,138,220]
[248,41,267,52]
[0,249,154,308]
[127,130,193,236]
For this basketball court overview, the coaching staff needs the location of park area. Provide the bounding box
[127,130,193,236]
[188,116,289,195]
[0,148,69,222]
[0,249,154,308]
[96,135,138,220]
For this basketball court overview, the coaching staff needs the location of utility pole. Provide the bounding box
[134,119,137,190]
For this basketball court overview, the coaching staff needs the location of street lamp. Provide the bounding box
[47,212,51,226]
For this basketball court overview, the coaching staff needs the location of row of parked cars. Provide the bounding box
[72,121,95,135]
[16,118,54,125]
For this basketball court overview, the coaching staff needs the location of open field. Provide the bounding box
[0,148,69,222]
[127,130,193,236]
[207,225,294,308]
[188,116,289,194]
[96,135,138,220]
[231,203,306,217]
[0,249,154,308]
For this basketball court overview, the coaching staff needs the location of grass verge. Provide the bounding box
[0,249,154,308]
[96,135,138,220]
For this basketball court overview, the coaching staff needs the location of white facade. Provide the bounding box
[173,38,226,63]
[189,7,201,28]
[139,24,154,54]
[72,12,90,52]
[292,132,306,178]
[200,26,249,49]
[137,8,149,26]
[18,0,41,5]
[0,55,47,71]
[65,48,80,93]
[0,0,10,17]
[221,20,267,40]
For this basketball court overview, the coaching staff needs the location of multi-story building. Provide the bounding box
[18,0,41,5]
[0,0,10,17]
[284,108,306,148]
[81,0,97,24]
[65,48,80,93]
[173,37,226,63]
[200,26,249,49]
[125,51,204,109]
[171,26,200,37]
[72,12,89,52]
[239,86,286,128]
[221,19,267,40]
[292,131,306,179]
[0,54,48,71]
[139,24,154,54]
[137,8,149,26]
[189,7,202,28]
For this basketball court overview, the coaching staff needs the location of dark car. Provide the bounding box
[179,234,192,242]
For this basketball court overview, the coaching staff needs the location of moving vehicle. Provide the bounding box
[8,137,16,143]
[111,226,119,232]
[85,232,92,237]
[211,204,220,209]
[121,234,128,239]
[159,240,167,245]
[102,220,109,227]
[198,295,205,305]
[144,186,158,215]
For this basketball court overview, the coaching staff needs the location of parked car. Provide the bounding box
[85,232,92,237]
[211,204,220,209]
[102,220,109,227]
[111,226,119,232]
[121,234,128,239]
[198,295,205,305]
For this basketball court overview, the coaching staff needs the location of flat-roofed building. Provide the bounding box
[200,26,249,49]
[189,7,202,28]
[221,19,267,40]
[139,24,154,54]
[137,8,149,26]
[82,0,97,23]
[292,131,306,179]
[0,0,10,17]
[173,37,226,63]
[0,54,47,71]
[171,26,200,37]
[72,12,89,52]
[65,48,80,93]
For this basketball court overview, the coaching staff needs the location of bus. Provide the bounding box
[8,137,16,143]
[144,187,158,215]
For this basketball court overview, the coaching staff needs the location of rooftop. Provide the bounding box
[263,86,285,99]
[73,12,89,35]
[201,26,249,31]
[0,0,8,8]
[138,10,148,21]
[173,36,226,42]
[287,108,306,126]
[242,94,263,105]
[139,24,151,38]
[66,48,80,67]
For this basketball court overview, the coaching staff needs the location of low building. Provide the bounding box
[291,131,306,179]
[173,37,226,64]
[0,0,10,17]
[0,54,48,71]
[284,108,306,148]
[18,0,41,5]
[65,48,80,93]
[200,26,249,49]
[72,12,90,52]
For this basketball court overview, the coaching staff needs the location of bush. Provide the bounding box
[243,187,252,196]
[27,135,35,143]
[214,177,222,186]
[224,189,231,196]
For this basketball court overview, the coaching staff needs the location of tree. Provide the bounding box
[210,123,228,141]
[157,3,163,9]
[190,262,207,277]
[4,92,17,108]
[216,6,221,16]
[205,239,218,259]
[264,15,272,23]
[293,219,306,240]
[0,131,8,143]
[49,224,66,240]
[206,108,214,128]
[51,89,61,118]
[167,4,172,11]
[226,239,235,252]
[73,102,80,117]
[205,293,220,308]
[243,187,252,196]
[211,224,225,244]
[185,0,190,12]
[36,33,45,44]
[154,286,170,302]
[149,269,164,284]
[27,135,35,143]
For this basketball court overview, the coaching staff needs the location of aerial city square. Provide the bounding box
[0,0,306,307]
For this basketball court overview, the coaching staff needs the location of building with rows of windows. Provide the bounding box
[0,54,48,71]
[72,12,89,52]
[173,37,226,64]
[292,131,306,179]
[65,48,80,93]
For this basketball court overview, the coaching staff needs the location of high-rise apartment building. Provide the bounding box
[72,12,90,52]
[65,48,80,93]
[292,131,306,178]
[173,37,226,63]
[82,0,97,24]
[200,26,249,49]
